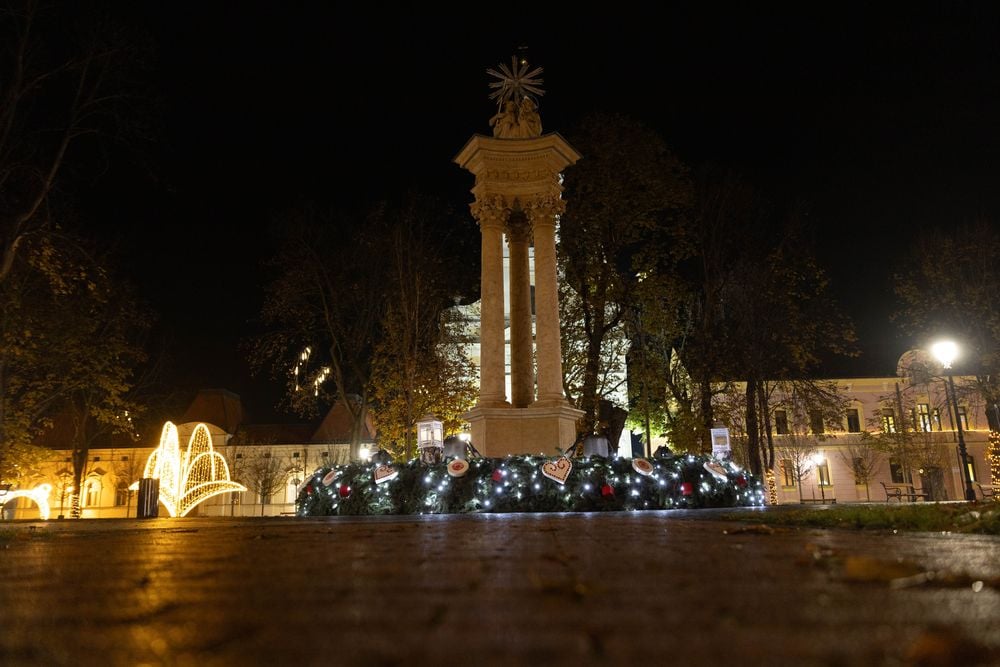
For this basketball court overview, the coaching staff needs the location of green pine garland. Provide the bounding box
[297,452,764,516]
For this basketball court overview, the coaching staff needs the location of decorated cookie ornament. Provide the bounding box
[447,459,470,478]
[322,470,338,487]
[541,456,573,485]
[374,464,398,484]
[631,458,654,476]
[703,461,728,481]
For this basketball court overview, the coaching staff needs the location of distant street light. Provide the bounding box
[811,453,828,503]
[931,340,977,501]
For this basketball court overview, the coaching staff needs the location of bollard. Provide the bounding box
[137,478,160,518]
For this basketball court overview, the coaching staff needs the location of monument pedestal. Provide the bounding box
[465,404,584,457]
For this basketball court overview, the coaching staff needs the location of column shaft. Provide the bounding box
[507,218,534,407]
[478,217,508,406]
[531,214,565,405]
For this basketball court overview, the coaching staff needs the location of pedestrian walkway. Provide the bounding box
[1,510,998,665]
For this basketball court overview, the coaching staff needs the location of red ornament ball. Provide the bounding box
[305,485,313,496]
[601,484,614,498]
[491,469,504,483]
[338,485,351,499]
[680,482,694,496]
[736,476,747,488]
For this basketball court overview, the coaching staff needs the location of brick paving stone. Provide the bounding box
[1,510,999,666]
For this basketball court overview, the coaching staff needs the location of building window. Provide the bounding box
[114,481,129,506]
[881,409,896,433]
[815,458,831,486]
[83,480,101,508]
[120,455,129,462]
[957,406,969,430]
[916,404,932,432]
[780,459,795,487]
[932,408,941,431]
[292,452,300,459]
[889,458,910,484]
[851,457,865,484]
[810,411,824,435]
[92,456,101,463]
[846,409,861,433]
[774,411,788,435]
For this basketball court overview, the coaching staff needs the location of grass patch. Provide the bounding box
[719,503,1000,535]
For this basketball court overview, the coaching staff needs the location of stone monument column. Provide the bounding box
[470,198,509,408]
[455,56,584,456]
[527,197,566,406]
[507,213,534,408]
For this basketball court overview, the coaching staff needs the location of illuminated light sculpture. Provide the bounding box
[0,483,53,520]
[143,422,246,517]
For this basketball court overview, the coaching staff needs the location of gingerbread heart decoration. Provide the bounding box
[321,470,338,487]
[703,461,728,481]
[541,456,573,485]
[632,458,654,477]
[374,464,398,484]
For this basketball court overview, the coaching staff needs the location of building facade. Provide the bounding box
[726,363,996,504]
[2,390,373,520]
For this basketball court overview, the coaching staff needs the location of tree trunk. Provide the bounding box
[699,376,714,453]
[744,378,762,477]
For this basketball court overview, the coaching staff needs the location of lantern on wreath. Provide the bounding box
[417,414,444,465]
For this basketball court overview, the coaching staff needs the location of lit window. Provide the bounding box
[83,480,101,508]
[957,406,969,431]
[881,409,896,433]
[780,459,795,487]
[916,404,931,432]
[114,481,129,506]
[967,456,977,483]
[815,459,831,486]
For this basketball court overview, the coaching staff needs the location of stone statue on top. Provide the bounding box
[487,55,544,139]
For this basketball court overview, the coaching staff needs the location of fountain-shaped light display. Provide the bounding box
[0,483,52,520]
[143,422,246,517]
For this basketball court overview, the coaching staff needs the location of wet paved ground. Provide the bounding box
[1,509,999,666]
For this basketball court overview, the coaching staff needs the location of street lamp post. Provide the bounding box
[931,341,977,502]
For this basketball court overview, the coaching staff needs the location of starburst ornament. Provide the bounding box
[487,56,545,106]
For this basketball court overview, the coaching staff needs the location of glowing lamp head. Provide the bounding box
[931,340,959,369]
[810,453,826,467]
[359,447,371,461]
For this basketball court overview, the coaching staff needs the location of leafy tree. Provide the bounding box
[894,221,1000,429]
[367,199,477,460]
[0,246,151,498]
[0,2,154,491]
[675,172,855,475]
[559,113,691,434]
[1,1,149,285]
[253,196,478,458]
[253,204,389,453]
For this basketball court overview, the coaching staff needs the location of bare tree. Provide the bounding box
[110,447,144,517]
[838,435,883,501]
[775,435,818,504]
[241,448,289,516]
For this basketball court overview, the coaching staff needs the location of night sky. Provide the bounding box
[82,4,1000,421]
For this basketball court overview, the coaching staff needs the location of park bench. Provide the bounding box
[977,483,998,501]
[880,481,929,502]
